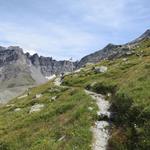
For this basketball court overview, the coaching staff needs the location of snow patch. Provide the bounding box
[18,94,28,99]
[45,74,56,80]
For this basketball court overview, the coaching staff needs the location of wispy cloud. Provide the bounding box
[0,22,102,60]
[0,0,149,60]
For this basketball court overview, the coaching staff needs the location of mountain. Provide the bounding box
[0,32,149,149]
[77,29,150,68]
[129,29,150,44]
[0,29,149,103]
[0,46,75,103]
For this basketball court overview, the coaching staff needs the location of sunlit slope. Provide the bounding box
[63,38,150,149]
[0,81,98,150]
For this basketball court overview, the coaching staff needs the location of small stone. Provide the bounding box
[54,78,61,86]
[74,69,81,73]
[122,58,127,61]
[95,121,109,129]
[51,96,57,101]
[58,135,66,141]
[18,94,28,99]
[36,94,42,99]
[88,107,93,111]
[6,104,15,107]
[94,66,108,73]
[91,82,97,87]
[29,104,44,113]
[14,108,21,112]
[107,93,111,97]
[97,111,110,118]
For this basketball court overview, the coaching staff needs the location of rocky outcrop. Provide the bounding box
[129,29,150,44]
[77,29,150,68]
[0,46,75,103]
[28,53,75,76]
[77,43,133,68]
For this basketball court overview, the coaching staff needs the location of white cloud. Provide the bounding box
[0,22,104,60]
[0,0,149,60]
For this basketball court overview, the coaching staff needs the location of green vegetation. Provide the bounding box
[0,39,150,150]
[0,82,98,150]
[63,39,150,150]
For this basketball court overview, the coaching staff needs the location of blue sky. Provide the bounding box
[0,0,150,60]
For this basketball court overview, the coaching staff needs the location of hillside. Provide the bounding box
[63,38,150,149]
[0,37,150,149]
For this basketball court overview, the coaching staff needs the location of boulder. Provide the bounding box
[51,96,57,101]
[29,104,44,113]
[94,66,108,73]
[36,94,42,99]
[122,58,127,61]
[88,107,93,111]
[14,108,21,112]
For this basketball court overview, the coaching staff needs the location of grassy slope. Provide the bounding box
[0,82,98,150]
[63,39,150,150]
[0,39,150,150]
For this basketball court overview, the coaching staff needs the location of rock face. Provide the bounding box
[28,54,75,76]
[0,46,75,103]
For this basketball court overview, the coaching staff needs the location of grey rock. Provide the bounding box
[94,66,108,73]
[29,104,44,113]
[14,108,21,112]
[51,96,57,101]
[0,46,76,103]
[35,94,42,99]
[58,135,66,141]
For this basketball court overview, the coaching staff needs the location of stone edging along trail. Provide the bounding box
[54,77,111,150]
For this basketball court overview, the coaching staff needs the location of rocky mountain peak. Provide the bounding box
[140,29,150,39]
[7,46,24,53]
[103,43,120,51]
[0,46,7,51]
[129,29,150,44]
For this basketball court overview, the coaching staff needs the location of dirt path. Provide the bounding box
[85,90,111,150]
[53,78,111,150]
